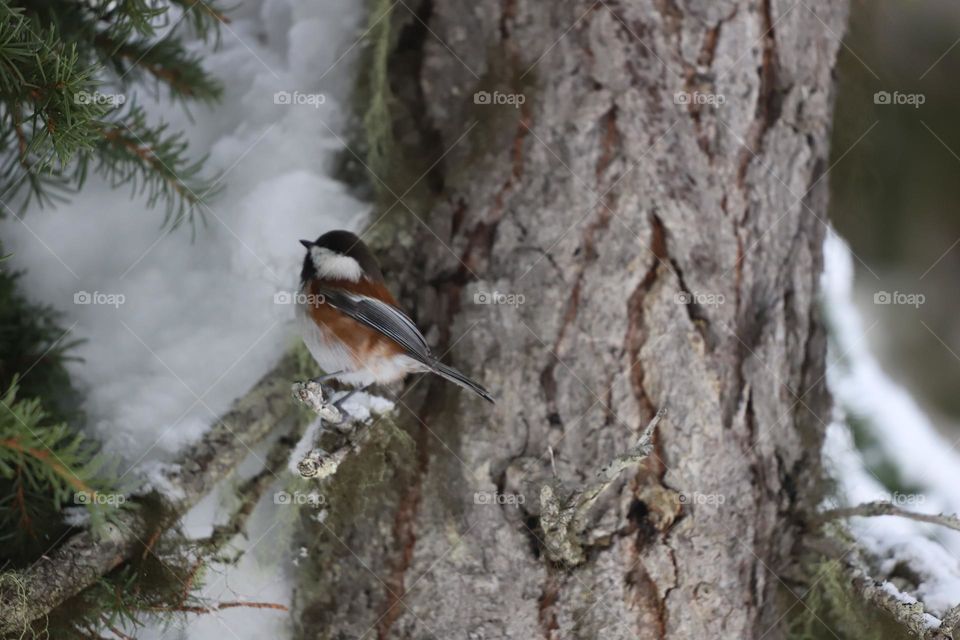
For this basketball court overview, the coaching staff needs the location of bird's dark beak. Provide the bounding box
[299,239,312,250]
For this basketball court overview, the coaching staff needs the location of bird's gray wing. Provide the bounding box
[315,286,433,364]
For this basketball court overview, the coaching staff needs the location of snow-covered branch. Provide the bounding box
[815,538,951,639]
[0,352,304,635]
[289,382,395,481]
[822,234,960,630]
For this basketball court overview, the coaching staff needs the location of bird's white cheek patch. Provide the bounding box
[310,247,363,281]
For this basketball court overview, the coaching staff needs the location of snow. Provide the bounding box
[1,0,371,637]
[288,418,325,476]
[146,434,299,640]
[336,389,397,422]
[877,583,943,630]
[880,580,920,605]
[140,461,187,500]
[822,231,960,615]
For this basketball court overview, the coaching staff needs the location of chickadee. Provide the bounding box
[295,230,494,403]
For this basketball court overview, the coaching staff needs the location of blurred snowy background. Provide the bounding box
[821,0,960,621]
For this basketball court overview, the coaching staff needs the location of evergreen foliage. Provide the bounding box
[0,252,97,566]
[0,377,128,567]
[0,0,227,228]
[0,260,81,422]
[40,508,203,639]
[0,0,227,615]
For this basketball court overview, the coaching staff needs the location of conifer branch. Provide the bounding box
[0,352,303,635]
[0,437,96,494]
[0,0,226,224]
[0,377,128,543]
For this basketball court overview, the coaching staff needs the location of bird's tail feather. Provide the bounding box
[430,361,495,403]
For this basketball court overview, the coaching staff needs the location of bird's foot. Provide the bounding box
[291,380,343,424]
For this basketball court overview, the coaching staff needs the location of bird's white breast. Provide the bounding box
[296,294,355,375]
[296,286,424,387]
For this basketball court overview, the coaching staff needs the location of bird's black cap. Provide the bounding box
[299,230,384,283]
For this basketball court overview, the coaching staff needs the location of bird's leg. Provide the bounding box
[293,374,379,426]
[332,384,372,412]
[308,371,343,386]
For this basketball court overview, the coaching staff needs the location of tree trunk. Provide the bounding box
[294,1,844,638]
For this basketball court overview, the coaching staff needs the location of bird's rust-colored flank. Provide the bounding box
[307,277,406,366]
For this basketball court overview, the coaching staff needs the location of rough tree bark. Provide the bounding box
[293,0,844,639]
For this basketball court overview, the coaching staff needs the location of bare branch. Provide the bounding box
[819,501,960,534]
[539,409,665,565]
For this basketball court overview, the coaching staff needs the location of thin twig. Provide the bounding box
[150,600,288,614]
[199,432,298,560]
[100,615,135,640]
[818,501,960,533]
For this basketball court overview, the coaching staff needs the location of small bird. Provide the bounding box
[295,230,494,403]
